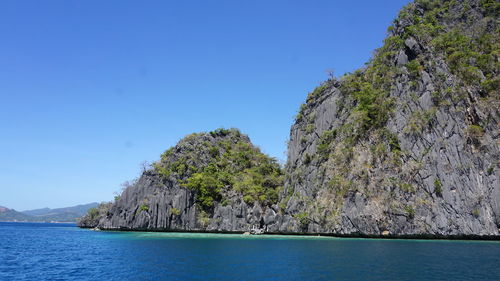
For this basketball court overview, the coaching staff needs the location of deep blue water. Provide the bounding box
[1,222,499,280]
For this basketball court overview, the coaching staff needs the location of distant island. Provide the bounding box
[80,0,499,239]
[0,203,99,223]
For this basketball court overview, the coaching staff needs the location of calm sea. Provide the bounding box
[0,222,499,280]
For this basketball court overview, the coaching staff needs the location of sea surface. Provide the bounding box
[0,222,499,281]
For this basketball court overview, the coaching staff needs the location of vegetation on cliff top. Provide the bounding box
[295,0,498,169]
[298,0,498,139]
[78,202,112,227]
[79,0,498,234]
[153,128,284,212]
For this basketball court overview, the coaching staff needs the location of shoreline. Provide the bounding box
[79,226,500,241]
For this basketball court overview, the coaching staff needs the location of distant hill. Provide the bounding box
[23,203,99,217]
[0,206,33,222]
[0,203,99,222]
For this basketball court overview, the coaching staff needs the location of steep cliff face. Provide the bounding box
[280,0,499,236]
[79,129,284,232]
[81,0,499,237]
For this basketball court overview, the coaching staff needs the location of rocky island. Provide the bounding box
[79,128,284,232]
[80,0,499,238]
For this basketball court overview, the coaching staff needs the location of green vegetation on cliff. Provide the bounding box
[298,0,498,148]
[286,0,499,230]
[153,128,283,212]
[295,0,498,169]
[78,202,112,227]
[78,0,499,236]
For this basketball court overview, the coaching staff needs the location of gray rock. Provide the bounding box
[405,37,420,54]
[79,0,499,238]
[396,51,408,66]
[278,0,499,237]
[79,129,284,233]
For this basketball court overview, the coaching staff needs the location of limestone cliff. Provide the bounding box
[80,0,499,238]
[79,129,284,232]
[279,0,499,236]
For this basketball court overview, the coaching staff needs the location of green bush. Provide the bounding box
[340,77,393,133]
[434,178,443,197]
[209,146,219,158]
[432,28,498,87]
[406,60,423,77]
[183,171,224,210]
[400,182,416,193]
[296,104,307,121]
[304,153,312,165]
[405,205,416,219]
[197,211,210,226]
[305,124,315,134]
[465,125,485,139]
[381,129,401,152]
[294,212,309,227]
[154,162,172,178]
[479,0,500,15]
[317,129,337,158]
[210,128,232,137]
[487,165,494,175]
[405,108,437,135]
[472,209,480,218]
[431,91,442,104]
[481,77,500,94]
[171,207,181,216]
[415,0,440,11]
[306,83,329,104]
[87,208,99,220]
[234,165,282,205]
[328,176,352,197]
[160,148,174,161]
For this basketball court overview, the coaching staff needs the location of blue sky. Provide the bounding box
[0,0,411,210]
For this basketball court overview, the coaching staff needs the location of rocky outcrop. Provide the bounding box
[80,0,499,238]
[79,129,284,232]
[278,0,499,236]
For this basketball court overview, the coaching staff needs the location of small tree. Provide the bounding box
[465,125,484,140]
[325,68,335,79]
[434,178,443,197]
[140,161,151,172]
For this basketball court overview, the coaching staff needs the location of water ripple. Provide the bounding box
[1,222,499,281]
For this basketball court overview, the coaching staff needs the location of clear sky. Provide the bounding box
[0,0,411,210]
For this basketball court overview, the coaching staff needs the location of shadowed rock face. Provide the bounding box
[278,0,499,236]
[80,0,499,238]
[79,129,284,232]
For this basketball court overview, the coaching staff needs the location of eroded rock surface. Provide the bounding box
[80,0,499,238]
[79,129,284,232]
[278,0,499,236]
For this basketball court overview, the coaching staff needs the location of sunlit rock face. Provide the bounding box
[81,0,499,238]
[79,128,284,233]
[278,0,499,236]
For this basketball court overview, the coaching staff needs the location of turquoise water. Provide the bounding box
[1,222,499,280]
